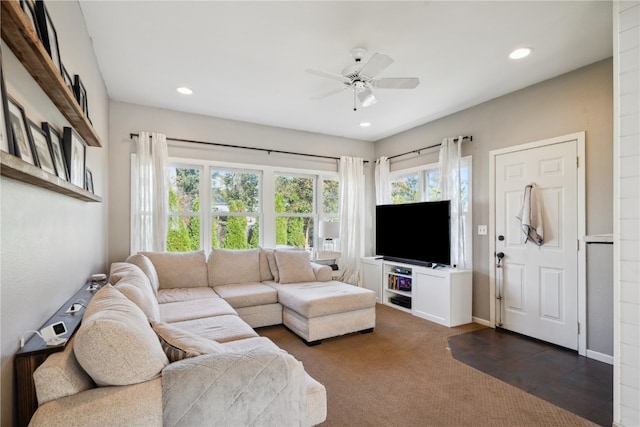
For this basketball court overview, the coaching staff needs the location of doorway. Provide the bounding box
[489,132,586,354]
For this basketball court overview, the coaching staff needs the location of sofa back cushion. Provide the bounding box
[33,335,95,405]
[74,284,169,386]
[126,253,160,295]
[208,248,261,287]
[142,250,208,289]
[259,247,275,281]
[274,250,316,284]
[109,262,160,321]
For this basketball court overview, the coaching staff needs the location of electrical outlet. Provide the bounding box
[478,225,488,235]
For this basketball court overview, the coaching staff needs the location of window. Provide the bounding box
[275,174,315,249]
[162,159,338,253]
[167,165,201,252]
[391,173,419,204]
[210,168,261,250]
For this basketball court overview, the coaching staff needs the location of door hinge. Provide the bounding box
[577,322,580,334]
[577,156,579,167]
[577,239,580,251]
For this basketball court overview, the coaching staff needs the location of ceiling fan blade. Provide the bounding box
[358,53,393,79]
[357,87,377,107]
[305,68,350,83]
[373,77,420,89]
[311,86,348,100]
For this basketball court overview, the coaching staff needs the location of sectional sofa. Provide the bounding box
[28,248,376,426]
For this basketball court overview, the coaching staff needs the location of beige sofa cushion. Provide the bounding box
[142,250,208,289]
[208,248,261,286]
[159,297,237,323]
[265,250,280,282]
[126,253,160,295]
[110,262,161,321]
[274,250,316,284]
[170,315,259,343]
[157,287,219,304]
[151,321,227,362]
[74,284,169,386]
[259,247,275,281]
[33,335,95,405]
[212,282,278,308]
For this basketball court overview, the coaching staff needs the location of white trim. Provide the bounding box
[586,349,614,365]
[488,131,587,356]
[472,316,493,327]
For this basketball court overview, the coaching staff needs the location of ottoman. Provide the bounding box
[267,280,376,345]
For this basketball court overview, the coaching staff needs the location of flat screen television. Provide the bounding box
[375,200,451,267]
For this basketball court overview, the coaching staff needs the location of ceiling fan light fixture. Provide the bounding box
[509,47,532,60]
[176,86,193,95]
[358,88,377,107]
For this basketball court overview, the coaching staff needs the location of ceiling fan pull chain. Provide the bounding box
[353,88,357,111]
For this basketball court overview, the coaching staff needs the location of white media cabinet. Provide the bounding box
[360,257,472,327]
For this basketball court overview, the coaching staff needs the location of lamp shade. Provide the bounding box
[318,221,340,239]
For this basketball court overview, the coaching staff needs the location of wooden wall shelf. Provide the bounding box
[1,0,102,147]
[1,151,101,202]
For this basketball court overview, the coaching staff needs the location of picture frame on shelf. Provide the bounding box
[62,127,86,188]
[62,65,74,94]
[20,0,42,42]
[7,97,36,165]
[27,119,55,175]
[42,123,67,180]
[35,0,62,75]
[85,168,94,193]
[0,49,14,155]
[73,75,89,118]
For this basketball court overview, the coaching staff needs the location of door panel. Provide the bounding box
[495,139,578,350]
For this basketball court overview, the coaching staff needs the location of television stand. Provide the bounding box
[360,258,472,327]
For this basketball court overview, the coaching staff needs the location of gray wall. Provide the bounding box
[108,101,375,265]
[0,2,109,426]
[374,58,613,356]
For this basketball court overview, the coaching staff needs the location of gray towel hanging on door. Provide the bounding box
[516,182,544,246]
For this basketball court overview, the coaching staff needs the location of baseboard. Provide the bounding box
[586,349,613,365]
[472,316,493,327]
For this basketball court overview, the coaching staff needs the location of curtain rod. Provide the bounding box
[387,135,473,161]
[129,133,369,163]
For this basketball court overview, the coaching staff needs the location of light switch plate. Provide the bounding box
[478,225,488,235]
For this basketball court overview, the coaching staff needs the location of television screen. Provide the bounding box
[375,200,451,267]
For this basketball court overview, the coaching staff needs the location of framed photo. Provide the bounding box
[85,168,94,193]
[73,75,89,118]
[7,97,36,165]
[62,127,86,188]
[20,0,42,42]
[0,48,14,154]
[62,65,74,94]
[28,120,55,175]
[35,0,62,75]
[42,123,67,180]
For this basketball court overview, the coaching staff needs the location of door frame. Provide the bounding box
[488,131,586,355]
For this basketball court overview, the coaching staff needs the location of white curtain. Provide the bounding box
[131,132,169,254]
[338,156,365,285]
[375,156,392,205]
[439,137,468,269]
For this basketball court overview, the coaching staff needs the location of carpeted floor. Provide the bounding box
[258,303,597,426]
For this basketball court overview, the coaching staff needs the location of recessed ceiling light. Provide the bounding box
[509,47,532,60]
[176,86,193,95]
[360,122,371,127]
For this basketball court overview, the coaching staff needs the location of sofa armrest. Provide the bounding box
[29,378,162,427]
[311,263,332,282]
[162,348,306,426]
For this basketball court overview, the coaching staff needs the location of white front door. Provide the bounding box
[493,134,583,350]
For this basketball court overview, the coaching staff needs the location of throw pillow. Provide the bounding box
[74,284,169,386]
[274,250,316,284]
[258,247,274,281]
[207,248,261,287]
[142,250,208,289]
[126,253,160,295]
[151,321,227,362]
[265,250,279,282]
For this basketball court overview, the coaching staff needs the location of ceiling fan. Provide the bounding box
[306,48,420,111]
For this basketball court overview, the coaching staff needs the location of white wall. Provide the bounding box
[614,2,640,425]
[108,101,374,265]
[0,2,109,426]
[374,59,614,354]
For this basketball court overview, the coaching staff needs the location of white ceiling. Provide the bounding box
[78,1,613,142]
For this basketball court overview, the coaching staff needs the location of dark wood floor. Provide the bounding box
[448,328,613,426]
